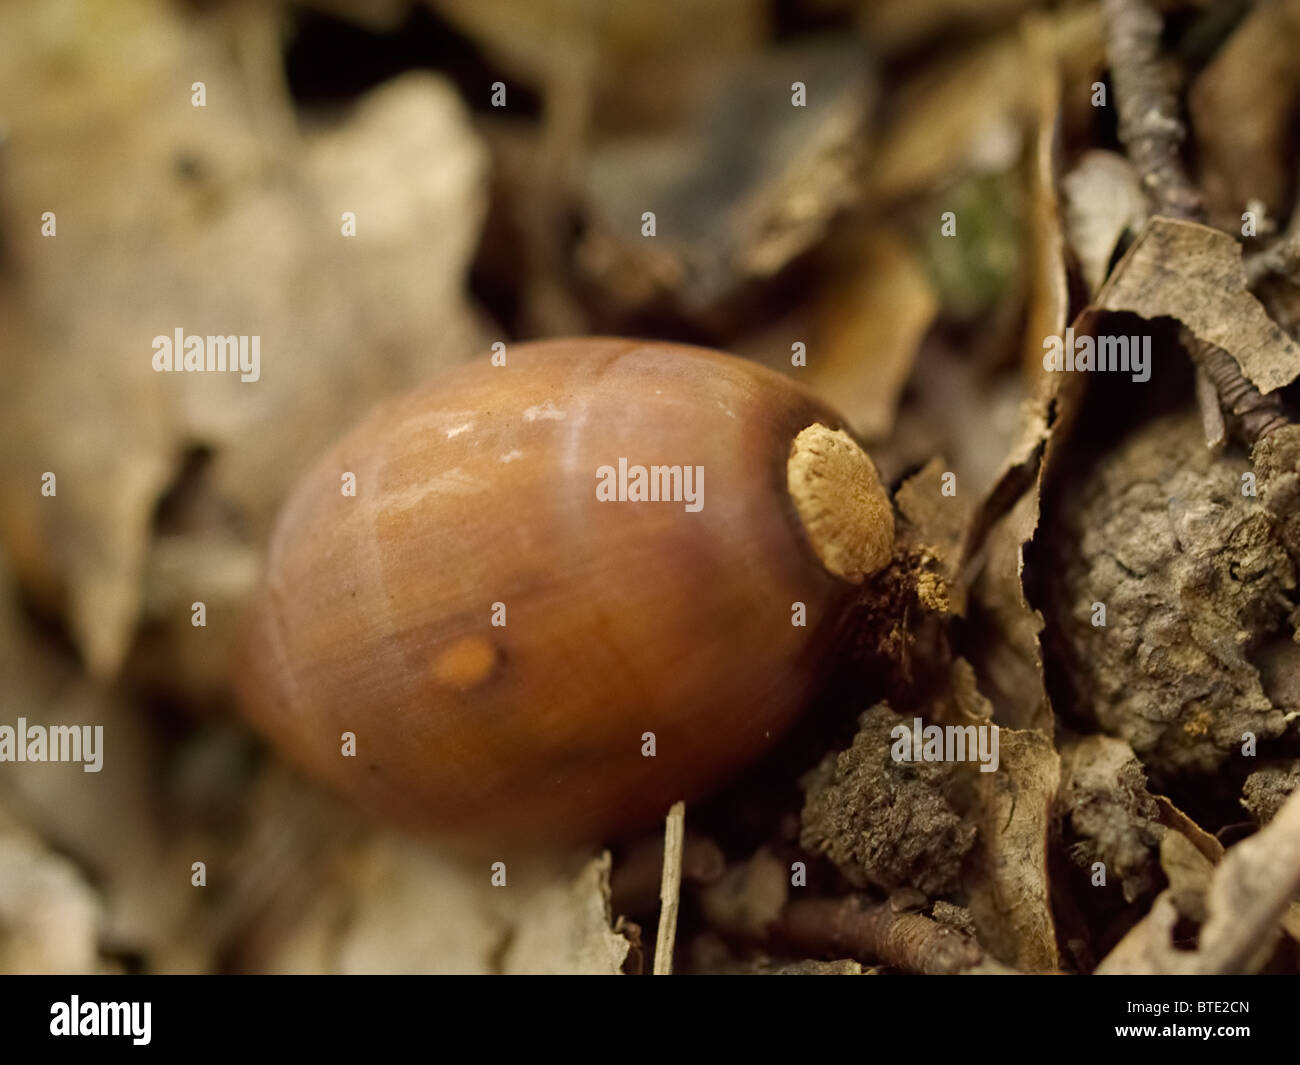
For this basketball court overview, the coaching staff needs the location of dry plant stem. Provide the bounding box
[1104,0,1289,448]
[611,832,724,914]
[653,802,686,976]
[1244,233,1300,288]
[772,896,985,974]
[1102,0,1202,222]
[1187,328,1290,444]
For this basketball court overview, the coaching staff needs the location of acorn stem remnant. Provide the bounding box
[786,423,894,584]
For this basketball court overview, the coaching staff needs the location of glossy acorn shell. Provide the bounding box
[235,338,876,848]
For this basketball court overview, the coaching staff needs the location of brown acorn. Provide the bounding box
[234,338,893,848]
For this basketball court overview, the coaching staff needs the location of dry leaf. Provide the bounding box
[867,35,1026,204]
[0,0,490,678]
[1189,0,1300,230]
[1061,150,1146,294]
[0,818,106,975]
[578,40,871,314]
[1096,217,1300,393]
[806,229,937,440]
[499,852,633,975]
[965,727,1060,971]
[1099,787,1300,974]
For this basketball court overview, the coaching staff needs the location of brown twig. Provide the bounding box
[1103,0,1290,449]
[770,895,987,974]
[1102,0,1202,222]
[1184,328,1290,444]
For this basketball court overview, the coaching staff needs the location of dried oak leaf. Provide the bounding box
[1096,217,1300,393]
[249,826,634,975]
[802,227,938,442]
[0,557,192,964]
[578,39,871,314]
[0,0,490,679]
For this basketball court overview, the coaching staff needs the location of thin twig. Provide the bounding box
[771,895,987,974]
[652,801,686,975]
[1188,329,1290,444]
[1102,0,1202,221]
[1103,0,1290,449]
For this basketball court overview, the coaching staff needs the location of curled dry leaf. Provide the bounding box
[803,229,938,441]
[1098,787,1300,974]
[249,825,634,975]
[1096,217,1300,393]
[498,852,634,975]
[1061,150,1147,295]
[895,458,973,615]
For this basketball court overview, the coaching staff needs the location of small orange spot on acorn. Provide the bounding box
[431,636,498,690]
